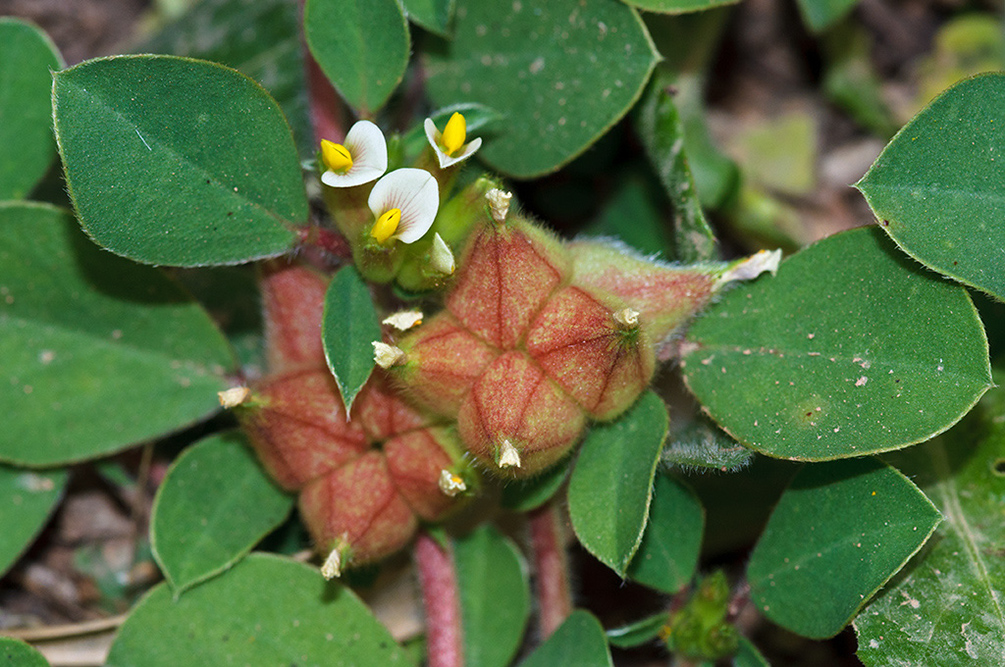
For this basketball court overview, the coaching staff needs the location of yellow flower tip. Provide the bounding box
[371,208,402,244]
[438,470,467,497]
[441,112,467,156]
[320,139,353,174]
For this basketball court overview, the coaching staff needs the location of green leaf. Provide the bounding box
[682,226,992,461]
[605,612,668,648]
[520,610,613,667]
[569,391,668,576]
[454,525,531,667]
[403,0,455,36]
[424,0,660,178]
[52,55,305,267]
[0,466,67,577]
[747,457,942,639]
[634,69,716,262]
[0,203,235,466]
[626,474,703,593]
[151,432,294,594]
[322,266,381,412]
[0,18,62,200]
[795,0,860,32]
[304,0,410,115]
[855,380,1005,666]
[106,553,413,666]
[580,173,670,257]
[734,637,770,667]
[138,0,312,157]
[0,638,49,667]
[621,0,740,17]
[857,73,1005,302]
[500,458,570,512]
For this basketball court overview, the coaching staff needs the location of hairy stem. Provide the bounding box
[529,503,573,638]
[415,531,464,667]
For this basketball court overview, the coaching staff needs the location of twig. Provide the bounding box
[414,531,463,667]
[528,503,572,638]
[2,614,127,642]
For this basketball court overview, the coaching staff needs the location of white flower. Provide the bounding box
[367,168,439,244]
[424,112,482,169]
[320,120,387,188]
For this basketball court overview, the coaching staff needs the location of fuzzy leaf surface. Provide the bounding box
[139,0,311,156]
[455,525,531,667]
[569,391,668,576]
[683,227,991,461]
[634,68,716,262]
[520,610,613,667]
[855,380,1005,666]
[106,553,412,666]
[151,432,294,594]
[0,18,62,200]
[857,73,1005,302]
[0,466,67,577]
[52,55,305,266]
[322,266,381,413]
[626,474,703,593]
[747,457,941,638]
[425,0,659,177]
[0,203,234,466]
[304,0,409,114]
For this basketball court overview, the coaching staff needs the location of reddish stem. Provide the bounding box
[529,503,573,638]
[415,531,464,667]
[299,0,345,144]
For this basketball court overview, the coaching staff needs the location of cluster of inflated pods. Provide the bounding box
[219,112,778,576]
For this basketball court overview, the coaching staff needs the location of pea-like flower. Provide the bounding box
[424,112,482,168]
[320,120,388,187]
[368,168,439,245]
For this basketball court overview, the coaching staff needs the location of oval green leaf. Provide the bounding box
[622,0,740,16]
[322,266,381,413]
[569,391,668,576]
[52,55,305,266]
[0,203,235,466]
[520,610,612,667]
[682,226,992,461]
[0,465,67,577]
[0,638,49,667]
[304,0,410,115]
[0,18,62,200]
[454,525,530,667]
[500,457,570,512]
[626,474,703,594]
[857,73,1005,302]
[403,0,455,36]
[106,553,413,666]
[856,379,1005,666]
[424,0,660,178]
[151,432,294,594]
[747,457,942,639]
[138,0,312,157]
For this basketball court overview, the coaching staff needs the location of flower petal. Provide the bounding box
[368,168,439,244]
[424,117,481,169]
[321,120,388,187]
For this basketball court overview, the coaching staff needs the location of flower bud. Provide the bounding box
[237,367,368,490]
[525,286,655,420]
[447,216,571,349]
[457,351,586,477]
[391,312,498,417]
[259,261,329,374]
[299,451,418,567]
[384,426,475,521]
